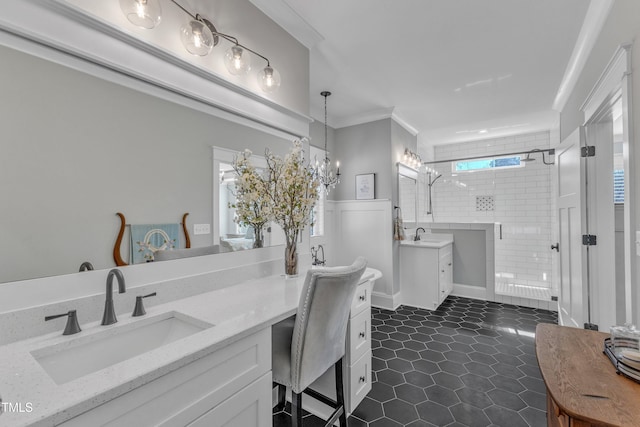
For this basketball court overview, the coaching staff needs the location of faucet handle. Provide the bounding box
[132,292,157,317]
[45,310,82,335]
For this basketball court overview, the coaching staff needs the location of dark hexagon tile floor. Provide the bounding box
[274,295,557,426]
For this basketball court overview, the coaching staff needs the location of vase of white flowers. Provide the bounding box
[264,140,319,276]
[230,149,271,249]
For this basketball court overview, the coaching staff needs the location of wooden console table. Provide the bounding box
[536,324,640,427]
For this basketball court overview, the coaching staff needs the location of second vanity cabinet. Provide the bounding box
[401,242,453,310]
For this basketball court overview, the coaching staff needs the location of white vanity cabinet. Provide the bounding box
[304,277,373,416]
[60,328,272,427]
[401,242,453,310]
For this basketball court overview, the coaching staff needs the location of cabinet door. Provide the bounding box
[348,307,371,363]
[347,350,372,413]
[400,246,440,310]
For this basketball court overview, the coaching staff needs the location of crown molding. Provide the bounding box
[391,112,419,137]
[552,0,615,112]
[331,107,419,137]
[580,43,632,120]
[249,0,324,49]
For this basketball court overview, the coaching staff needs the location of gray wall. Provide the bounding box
[198,0,310,114]
[0,44,296,283]
[559,0,640,323]
[333,119,392,201]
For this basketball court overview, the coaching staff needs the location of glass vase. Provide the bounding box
[253,227,264,249]
[284,242,298,277]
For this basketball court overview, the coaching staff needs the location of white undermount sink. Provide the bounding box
[31,311,212,385]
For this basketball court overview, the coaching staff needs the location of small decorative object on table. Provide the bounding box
[265,140,319,276]
[230,149,272,248]
[604,323,640,384]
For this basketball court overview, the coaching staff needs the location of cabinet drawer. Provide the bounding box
[187,373,272,427]
[348,350,371,413]
[348,307,371,363]
[351,280,372,317]
[61,328,271,427]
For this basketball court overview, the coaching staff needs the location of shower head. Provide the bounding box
[520,149,554,165]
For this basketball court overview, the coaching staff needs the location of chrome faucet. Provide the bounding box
[101,269,126,325]
[414,227,426,241]
[311,245,326,266]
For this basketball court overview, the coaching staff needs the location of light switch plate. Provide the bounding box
[193,224,211,235]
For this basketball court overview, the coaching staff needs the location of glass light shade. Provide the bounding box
[224,46,251,75]
[119,0,161,29]
[180,20,214,56]
[257,66,281,93]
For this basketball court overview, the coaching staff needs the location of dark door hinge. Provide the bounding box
[582,235,597,246]
[581,146,595,157]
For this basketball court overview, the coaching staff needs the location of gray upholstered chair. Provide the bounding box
[153,245,219,261]
[272,257,367,427]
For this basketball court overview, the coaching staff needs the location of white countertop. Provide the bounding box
[399,234,454,249]
[0,268,381,426]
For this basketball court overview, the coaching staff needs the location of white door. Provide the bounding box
[556,128,587,328]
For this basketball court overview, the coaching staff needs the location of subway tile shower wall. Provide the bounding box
[424,131,553,295]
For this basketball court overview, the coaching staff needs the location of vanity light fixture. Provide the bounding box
[403,148,422,169]
[315,91,340,194]
[119,0,162,29]
[121,0,281,92]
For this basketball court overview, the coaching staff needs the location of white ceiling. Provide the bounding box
[250,0,591,152]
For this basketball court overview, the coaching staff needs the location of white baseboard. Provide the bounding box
[371,291,402,311]
[451,283,487,300]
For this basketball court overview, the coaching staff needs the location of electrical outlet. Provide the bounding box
[193,224,210,235]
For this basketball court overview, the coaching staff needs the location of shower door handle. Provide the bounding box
[551,243,559,252]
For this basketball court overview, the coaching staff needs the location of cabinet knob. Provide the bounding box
[359,376,366,383]
[359,294,366,301]
[448,262,452,266]
[441,269,445,273]
[359,331,365,338]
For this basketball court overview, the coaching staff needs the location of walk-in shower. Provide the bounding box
[419,136,556,307]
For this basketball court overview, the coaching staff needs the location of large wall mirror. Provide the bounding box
[0,40,295,284]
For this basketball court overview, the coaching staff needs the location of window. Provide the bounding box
[453,156,523,172]
[614,169,624,203]
[310,187,325,236]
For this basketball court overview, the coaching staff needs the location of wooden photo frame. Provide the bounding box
[355,173,375,200]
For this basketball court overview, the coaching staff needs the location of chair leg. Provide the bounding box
[335,358,347,426]
[275,383,286,411]
[292,390,303,427]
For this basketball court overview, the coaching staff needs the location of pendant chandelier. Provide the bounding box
[316,91,340,194]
